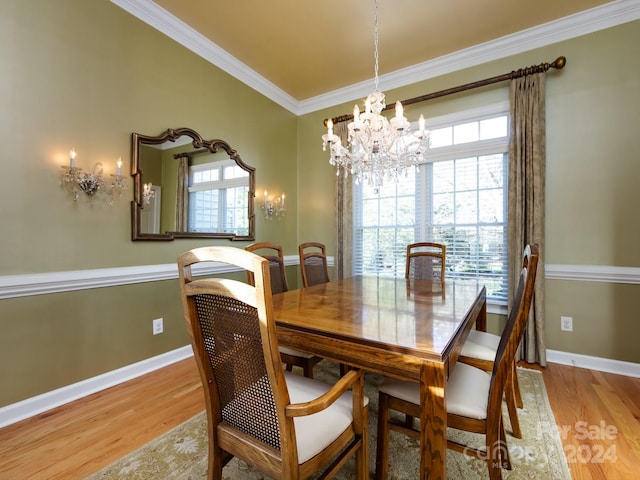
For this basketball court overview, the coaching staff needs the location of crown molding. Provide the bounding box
[110,0,299,113]
[298,0,640,114]
[111,0,640,115]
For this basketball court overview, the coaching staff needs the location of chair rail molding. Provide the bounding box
[1,262,637,300]
[545,264,640,284]
[0,256,328,299]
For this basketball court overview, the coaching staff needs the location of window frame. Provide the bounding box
[187,159,250,234]
[352,102,510,306]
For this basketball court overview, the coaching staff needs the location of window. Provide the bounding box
[187,160,250,235]
[353,104,510,303]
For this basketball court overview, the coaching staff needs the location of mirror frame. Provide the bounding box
[131,127,256,241]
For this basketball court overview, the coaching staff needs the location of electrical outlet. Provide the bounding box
[560,316,573,332]
[152,318,164,335]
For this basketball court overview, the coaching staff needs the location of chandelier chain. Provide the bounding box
[373,0,380,91]
[321,0,431,187]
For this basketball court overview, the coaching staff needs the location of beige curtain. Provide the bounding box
[508,72,546,366]
[175,156,189,231]
[334,121,353,279]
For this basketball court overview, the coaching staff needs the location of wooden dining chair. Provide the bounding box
[246,242,323,378]
[298,242,330,287]
[178,246,369,480]
[246,242,290,295]
[405,242,446,285]
[376,244,539,480]
[457,244,540,439]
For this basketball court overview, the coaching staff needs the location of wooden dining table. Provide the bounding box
[272,275,487,480]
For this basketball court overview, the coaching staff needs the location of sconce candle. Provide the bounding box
[142,182,154,205]
[60,149,127,204]
[261,189,286,220]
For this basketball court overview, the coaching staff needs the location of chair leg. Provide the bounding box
[505,366,522,438]
[375,392,391,480]
[403,414,415,429]
[486,421,505,480]
[487,447,503,480]
[512,363,523,408]
[208,443,225,480]
[355,406,369,480]
[505,383,522,439]
[499,418,512,470]
[302,359,314,379]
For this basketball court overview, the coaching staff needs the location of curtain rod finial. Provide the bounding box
[553,56,566,70]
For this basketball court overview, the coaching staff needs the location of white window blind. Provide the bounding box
[187,161,249,235]
[353,104,509,303]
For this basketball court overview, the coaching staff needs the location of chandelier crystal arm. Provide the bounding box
[321,0,431,187]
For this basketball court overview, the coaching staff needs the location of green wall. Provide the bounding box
[0,0,638,408]
[0,0,298,406]
[297,21,640,365]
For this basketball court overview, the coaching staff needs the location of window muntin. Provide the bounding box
[187,161,249,235]
[353,106,509,303]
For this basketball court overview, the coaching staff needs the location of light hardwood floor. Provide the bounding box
[0,358,638,479]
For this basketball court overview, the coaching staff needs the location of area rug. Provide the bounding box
[85,362,570,479]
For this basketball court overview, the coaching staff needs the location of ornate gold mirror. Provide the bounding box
[131,127,255,241]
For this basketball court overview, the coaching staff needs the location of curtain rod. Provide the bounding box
[325,55,566,126]
[173,148,210,159]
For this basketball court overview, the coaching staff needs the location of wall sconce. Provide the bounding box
[60,149,127,205]
[261,189,286,220]
[142,182,155,206]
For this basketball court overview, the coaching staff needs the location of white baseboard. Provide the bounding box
[547,349,640,378]
[0,345,194,429]
[2,345,637,429]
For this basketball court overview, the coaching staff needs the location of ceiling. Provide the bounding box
[149,0,612,98]
[113,0,635,112]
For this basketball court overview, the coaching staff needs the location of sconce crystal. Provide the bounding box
[61,150,127,205]
[261,190,286,220]
[142,182,155,206]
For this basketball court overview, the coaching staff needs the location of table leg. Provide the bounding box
[476,296,487,332]
[419,362,446,480]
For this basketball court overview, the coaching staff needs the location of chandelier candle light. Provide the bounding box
[322,0,430,187]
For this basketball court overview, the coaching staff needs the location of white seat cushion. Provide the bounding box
[379,362,490,421]
[446,363,490,419]
[279,346,316,359]
[460,329,500,361]
[285,371,368,463]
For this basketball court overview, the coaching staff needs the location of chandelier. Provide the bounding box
[322,0,430,187]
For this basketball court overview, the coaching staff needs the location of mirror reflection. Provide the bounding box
[131,127,255,241]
